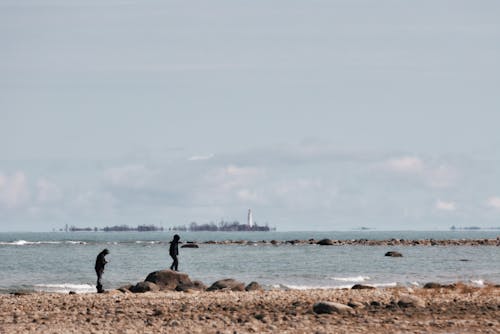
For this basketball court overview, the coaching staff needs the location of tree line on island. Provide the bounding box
[63,220,275,232]
[171,220,274,232]
[64,224,164,232]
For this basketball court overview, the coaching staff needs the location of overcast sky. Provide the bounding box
[1,0,499,231]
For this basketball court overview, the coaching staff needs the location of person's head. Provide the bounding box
[102,248,109,255]
[173,234,180,242]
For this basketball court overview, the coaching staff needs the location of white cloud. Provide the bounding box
[0,171,31,209]
[435,200,456,211]
[385,156,424,174]
[105,164,157,189]
[236,189,261,203]
[36,179,62,203]
[486,196,500,210]
[188,153,215,161]
[382,156,458,189]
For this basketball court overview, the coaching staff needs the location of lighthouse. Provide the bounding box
[247,209,253,228]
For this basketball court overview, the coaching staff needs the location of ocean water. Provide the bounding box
[0,231,499,294]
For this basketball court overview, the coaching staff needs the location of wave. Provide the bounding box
[34,283,96,294]
[330,276,370,282]
[0,240,88,246]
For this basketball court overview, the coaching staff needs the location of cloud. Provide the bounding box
[0,171,31,209]
[188,153,215,161]
[36,179,62,204]
[435,200,456,211]
[381,156,458,189]
[104,164,157,189]
[486,196,500,210]
[384,156,424,174]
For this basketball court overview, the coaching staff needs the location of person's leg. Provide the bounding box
[96,270,104,293]
[172,255,178,271]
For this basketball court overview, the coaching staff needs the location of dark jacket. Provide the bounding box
[95,250,108,272]
[169,241,179,257]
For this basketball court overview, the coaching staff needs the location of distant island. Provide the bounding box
[62,224,164,232]
[170,220,274,232]
[450,225,500,230]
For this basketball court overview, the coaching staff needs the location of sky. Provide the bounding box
[1,0,499,231]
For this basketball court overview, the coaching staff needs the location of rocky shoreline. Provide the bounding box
[1,283,499,333]
[197,237,500,246]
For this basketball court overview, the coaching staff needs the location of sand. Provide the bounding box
[1,284,499,333]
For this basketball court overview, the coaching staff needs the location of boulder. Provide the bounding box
[397,295,426,308]
[351,284,375,290]
[207,278,245,292]
[130,281,160,293]
[245,281,264,292]
[313,301,353,314]
[181,243,199,248]
[117,284,133,293]
[176,280,207,292]
[423,282,455,289]
[145,269,193,291]
[347,300,365,309]
[385,251,403,257]
[317,239,334,246]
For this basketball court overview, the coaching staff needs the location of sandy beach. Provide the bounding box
[1,284,499,334]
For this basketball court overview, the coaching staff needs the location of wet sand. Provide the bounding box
[1,284,499,333]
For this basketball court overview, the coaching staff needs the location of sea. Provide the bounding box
[0,231,499,294]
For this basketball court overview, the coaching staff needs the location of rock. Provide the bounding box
[176,280,207,292]
[245,281,264,292]
[270,240,278,245]
[145,269,193,291]
[351,284,376,290]
[317,239,334,246]
[117,284,133,293]
[423,282,455,289]
[181,243,199,248]
[397,295,426,308]
[68,291,77,295]
[130,281,160,293]
[313,301,353,314]
[347,300,365,309]
[423,282,443,289]
[207,278,245,292]
[385,251,403,257]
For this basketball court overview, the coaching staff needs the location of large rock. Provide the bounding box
[313,301,353,314]
[397,295,426,308]
[176,280,207,292]
[423,282,455,289]
[145,270,193,291]
[245,281,264,292]
[351,284,375,290]
[317,239,334,246]
[181,243,199,248]
[385,251,403,257]
[130,281,160,293]
[207,278,245,292]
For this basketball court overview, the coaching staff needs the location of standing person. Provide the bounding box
[95,249,109,293]
[169,234,180,271]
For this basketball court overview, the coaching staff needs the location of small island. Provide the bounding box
[170,220,274,232]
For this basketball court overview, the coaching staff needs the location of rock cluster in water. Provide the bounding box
[200,238,500,246]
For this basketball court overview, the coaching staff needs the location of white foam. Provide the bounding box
[34,283,96,294]
[0,240,30,245]
[470,279,484,287]
[372,282,398,288]
[282,284,353,290]
[0,240,87,246]
[331,276,370,282]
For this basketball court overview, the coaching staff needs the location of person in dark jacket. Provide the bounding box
[95,249,109,293]
[169,234,180,271]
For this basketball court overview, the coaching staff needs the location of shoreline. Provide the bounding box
[1,284,499,333]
